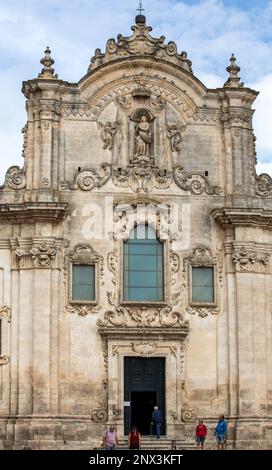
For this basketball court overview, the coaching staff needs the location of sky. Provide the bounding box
[0,0,271,183]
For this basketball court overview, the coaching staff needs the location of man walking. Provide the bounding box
[151,406,162,439]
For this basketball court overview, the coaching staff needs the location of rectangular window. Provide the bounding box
[123,242,164,302]
[192,267,214,303]
[72,265,95,301]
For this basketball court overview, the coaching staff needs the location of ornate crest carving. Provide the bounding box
[232,247,269,273]
[112,165,172,193]
[255,173,272,197]
[132,341,157,357]
[65,304,100,316]
[181,403,198,422]
[88,17,193,74]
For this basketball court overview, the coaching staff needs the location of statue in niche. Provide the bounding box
[135,116,152,157]
[98,121,119,150]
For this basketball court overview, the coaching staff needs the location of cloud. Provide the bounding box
[0,0,271,182]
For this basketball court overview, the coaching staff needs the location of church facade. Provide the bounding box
[0,14,272,449]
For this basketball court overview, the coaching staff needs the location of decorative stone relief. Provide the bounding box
[101,336,108,373]
[170,251,180,286]
[30,244,57,268]
[232,247,269,273]
[97,121,119,150]
[70,164,111,191]
[2,165,26,190]
[107,250,118,306]
[132,342,157,357]
[0,355,9,365]
[91,379,108,423]
[186,306,220,318]
[65,304,100,316]
[255,173,272,198]
[88,16,193,74]
[97,301,189,329]
[21,124,28,158]
[111,165,173,193]
[181,403,198,422]
[173,167,222,195]
[166,124,185,152]
[0,305,11,323]
[15,243,58,269]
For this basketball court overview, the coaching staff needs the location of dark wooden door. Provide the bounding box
[124,357,165,435]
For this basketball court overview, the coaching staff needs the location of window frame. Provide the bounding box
[120,224,169,306]
[69,263,97,305]
[189,264,217,307]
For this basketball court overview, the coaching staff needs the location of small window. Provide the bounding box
[72,265,95,301]
[192,267,214,303]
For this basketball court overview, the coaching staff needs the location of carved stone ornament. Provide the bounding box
[15,243,57,269]
[91,380,108,423]
[232,247,269,273]
[97,121,119,150]
[65,304,100,316]
[70,164,111,191]
[186,247,220,267]
[166,125,186,152]
[0,305,11,323]
[2,165,26,190]
[173,167,222,195]
[0,355,9,365]
[107,250,118,307]
[181,403,198,423]
[255,173,272,197]
[88,16,193,74]
[30,243,57,268]
[97,301,189,329]
[68,163,222,195]
[132,341,157,357]
[186,306,220,318]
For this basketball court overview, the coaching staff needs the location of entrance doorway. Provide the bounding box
[131,391,156,435]
[124,357,165,435]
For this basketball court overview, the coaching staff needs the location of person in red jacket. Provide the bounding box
[195,419,208,450]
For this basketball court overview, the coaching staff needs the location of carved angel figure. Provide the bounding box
[98,121,119,150]
[135,116,152,156]
[166,125,185,152]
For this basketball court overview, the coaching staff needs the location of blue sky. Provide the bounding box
[0,0,272,181]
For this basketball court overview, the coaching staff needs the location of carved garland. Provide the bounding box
[63,244,104,316]
[91,379,108,423]
[183,247,222,317]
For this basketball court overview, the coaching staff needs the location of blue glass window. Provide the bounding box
[72,265,95,301]
[123,225,164,302]
[192,267,214,303]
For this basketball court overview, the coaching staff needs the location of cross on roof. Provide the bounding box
[137,0,145,15]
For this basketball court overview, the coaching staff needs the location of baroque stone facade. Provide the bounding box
[0,14,272,450]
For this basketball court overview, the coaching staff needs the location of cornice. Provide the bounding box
[0,202,68,222]
[210,207,272,229]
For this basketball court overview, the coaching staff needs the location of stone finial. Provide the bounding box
[224,54,243,88]
[38,47,58,79]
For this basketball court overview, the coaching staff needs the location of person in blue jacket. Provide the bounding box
[151,406,162,439]
[214,415,228,450]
